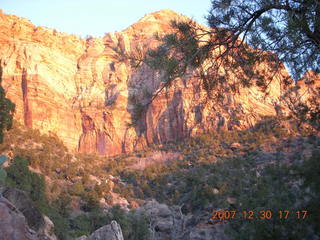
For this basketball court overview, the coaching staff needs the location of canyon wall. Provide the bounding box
[0,9,289,155]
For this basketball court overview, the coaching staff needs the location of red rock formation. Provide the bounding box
[0,9,299,156]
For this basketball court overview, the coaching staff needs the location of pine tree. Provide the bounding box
[0,86,15,143]
[138,0,320,130]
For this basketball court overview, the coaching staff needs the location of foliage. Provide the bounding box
[5,156,46,205]
[300,150,320,234]
[0,116,151,239]
[70,181,85,196]
[44,206,72,240]
[219,150,320,240]
[70,210,110,237]
[0,120,73,178]
[282,82,320,131]
[50,190,72,218]
[0,121,146,238]
[0,86,15,143]
[82,189,100,212]
[121,117,285,206]
[135,0,320,130]
[0,154,7,184]
[208,0,319,78]
[0,106,317,239]
[71,206,150,240]
[4,155,72,239]
[144,0,320,81]
[107,205,150,240]
[220,159,307,239]
[118,120,319,239]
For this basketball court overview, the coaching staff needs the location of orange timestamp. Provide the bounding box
[211,210,308,220]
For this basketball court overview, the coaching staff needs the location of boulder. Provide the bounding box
[0,196,38,240]
[2,187,44,232]
[230,142,241,150]
[1,187,57,240]
[137,199,227,240]
[76,220,124,240]
[37,215,58,240]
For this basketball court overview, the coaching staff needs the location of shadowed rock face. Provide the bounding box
[2,187,44,232]
[0,191,57,240]
[0,187,58,240]
[0,196,38,240]
[0,9,291,156]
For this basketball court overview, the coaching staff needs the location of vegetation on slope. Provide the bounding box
[0,121,150,239]
[118,116,320,239]
[0,116,319,239]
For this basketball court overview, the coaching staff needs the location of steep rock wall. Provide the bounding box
[0,9,288,155]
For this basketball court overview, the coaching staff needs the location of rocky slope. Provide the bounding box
[0,196,37,240]
[0,9,289,156]
[0,188,57,240]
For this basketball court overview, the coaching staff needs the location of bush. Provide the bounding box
[71,206,150,240]
[71,210,110,237]
[300,150,320,235]
[82,189,100,211]
[70,181,85,196]
[5,156,72,239]
[5,156,46,205]
[108,205,150,240]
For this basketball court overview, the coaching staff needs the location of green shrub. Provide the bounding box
[70,206,150,240]
[71,210,110,237]
[5,156,72,239]
[108,206,150,240]
[44,207,72,240]
[83,189,100,211]
[300,150,320,234]
[5,156,46,205]
[0,155,7,185]
[70,181,85,196]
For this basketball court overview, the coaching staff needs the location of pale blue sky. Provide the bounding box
[1,0,212,37]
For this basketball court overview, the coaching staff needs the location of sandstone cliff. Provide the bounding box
[0,9,290,156]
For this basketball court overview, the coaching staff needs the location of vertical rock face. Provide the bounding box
[0,9,290,156]
[0,10,84,151]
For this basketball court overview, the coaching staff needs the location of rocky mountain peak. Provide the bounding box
[137,9,187,23]
[121,9,190,38]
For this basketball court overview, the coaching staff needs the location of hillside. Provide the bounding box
[0,117,319,240]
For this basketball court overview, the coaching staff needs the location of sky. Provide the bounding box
[1,0,212,37]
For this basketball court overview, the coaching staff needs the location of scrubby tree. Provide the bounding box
[0,86,15,143]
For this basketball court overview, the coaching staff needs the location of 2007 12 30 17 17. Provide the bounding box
[211,210,308,220]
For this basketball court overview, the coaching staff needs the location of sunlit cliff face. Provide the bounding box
[0,9,292,156]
